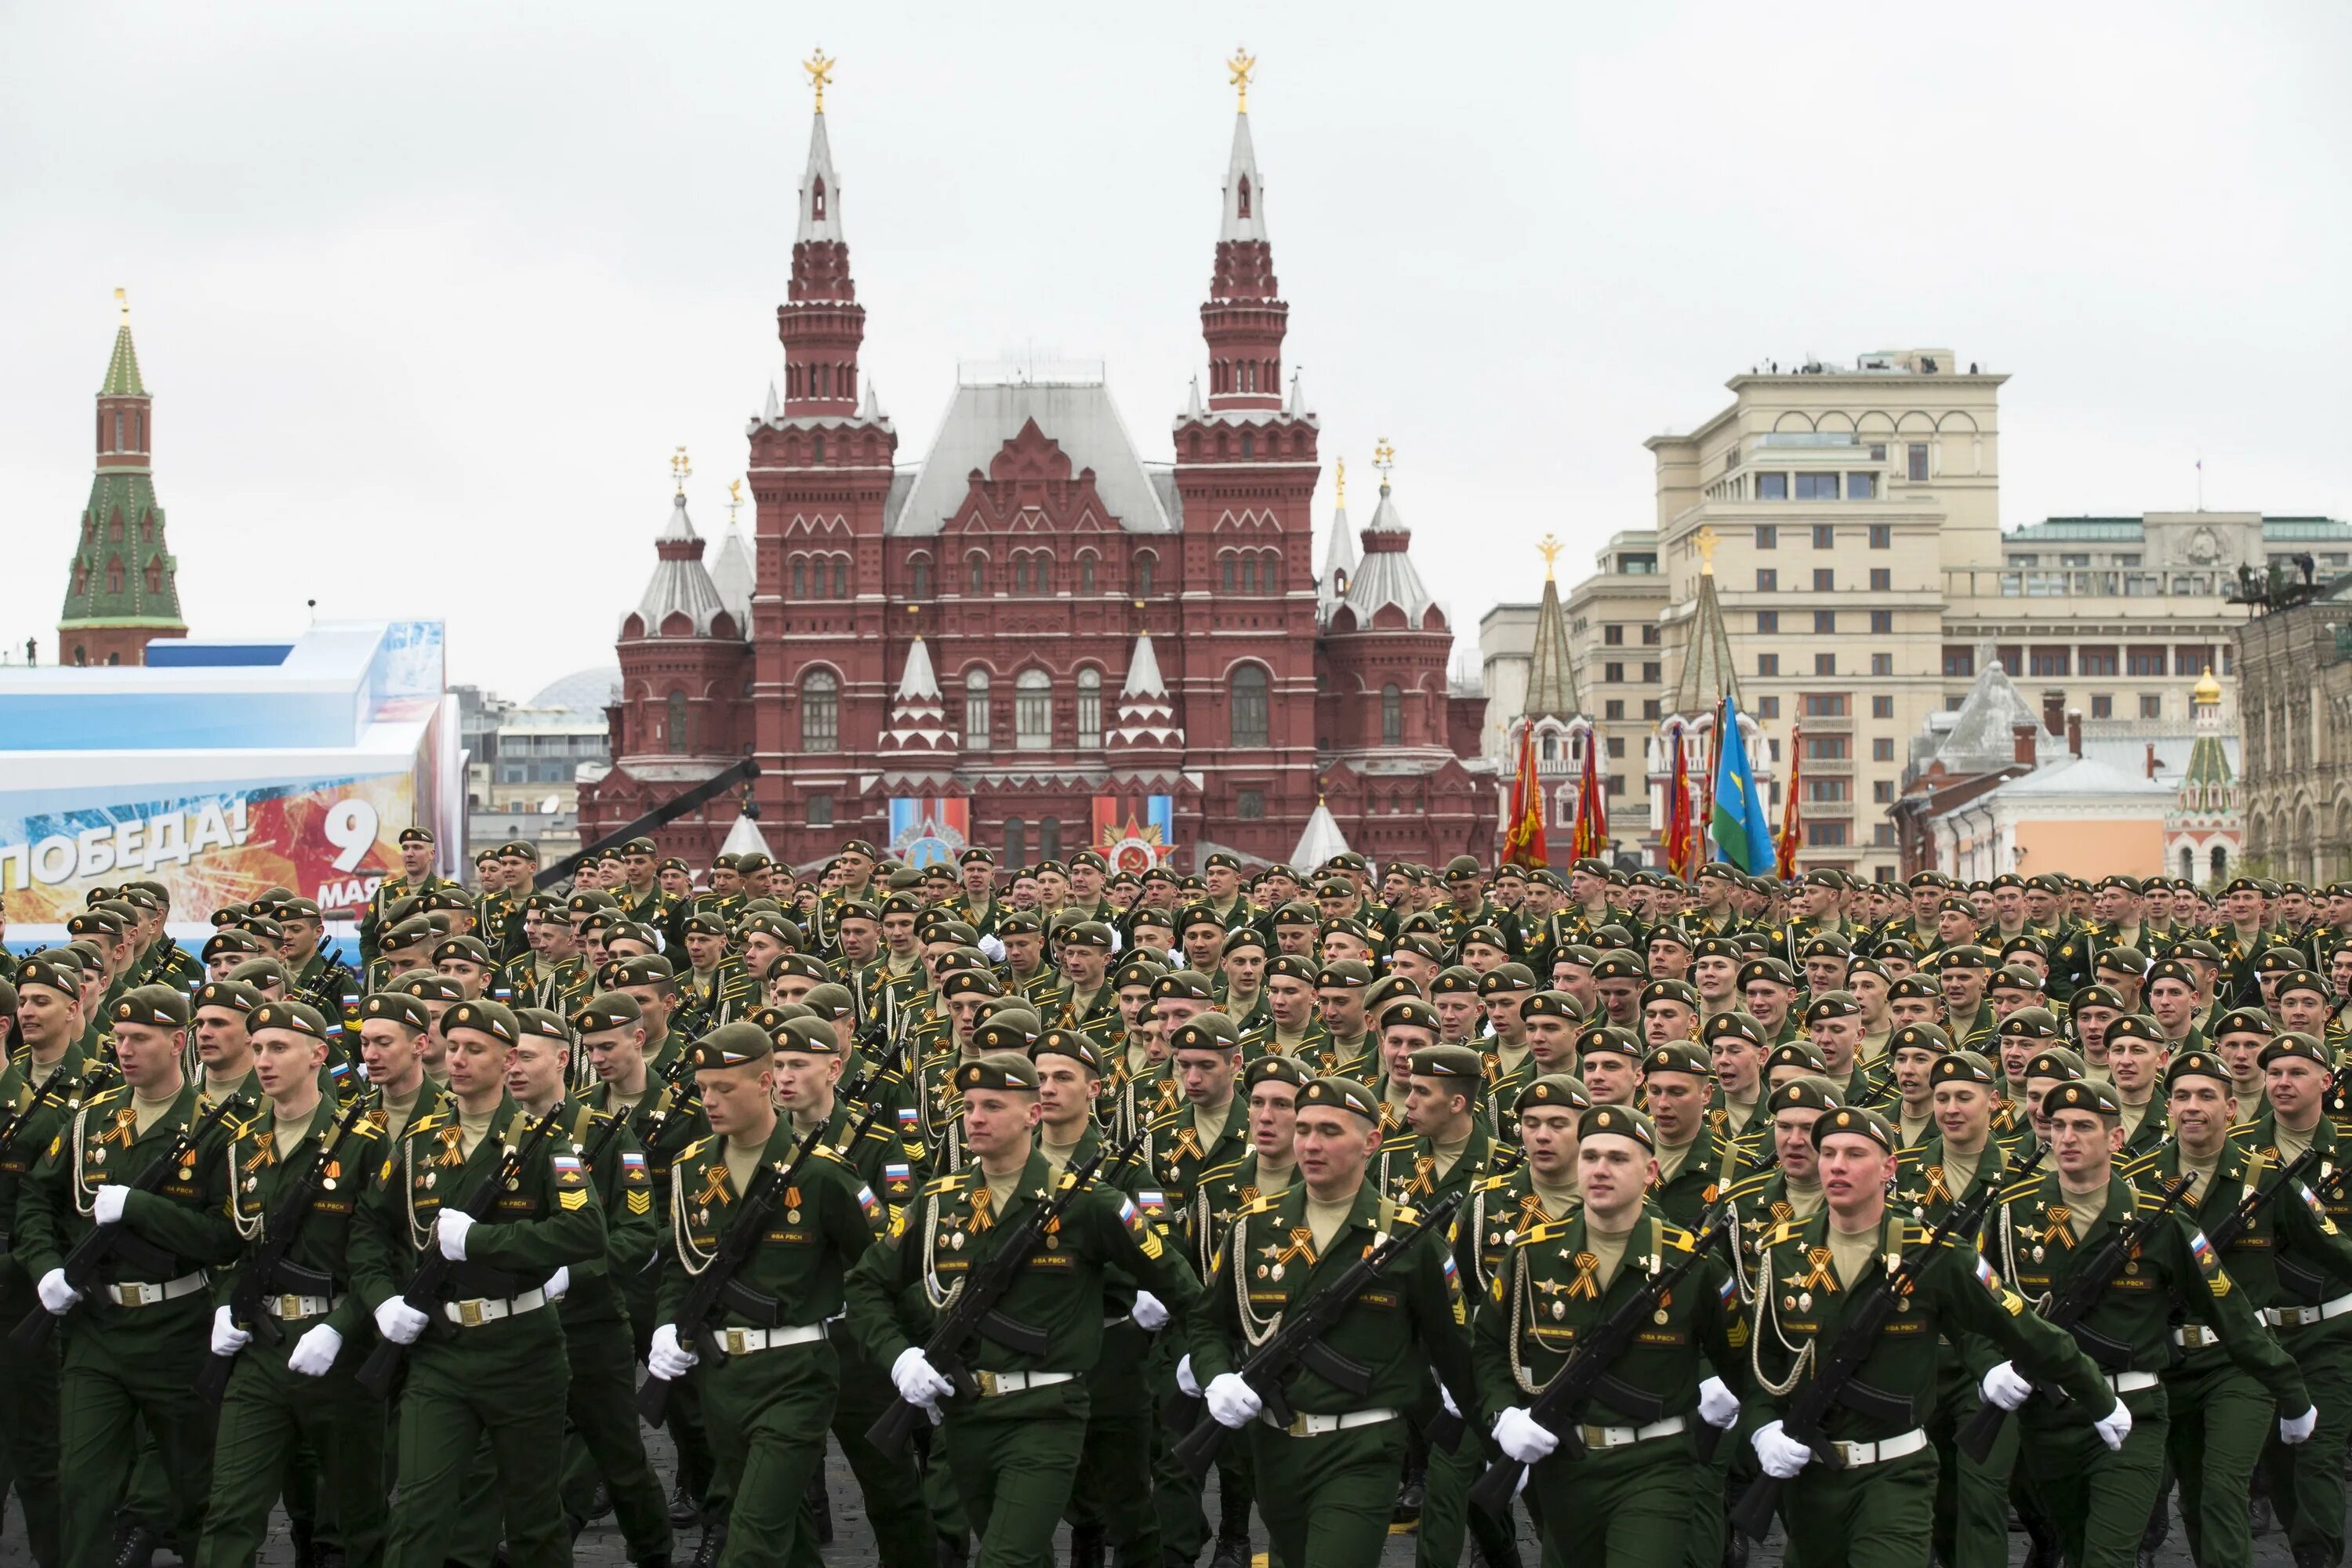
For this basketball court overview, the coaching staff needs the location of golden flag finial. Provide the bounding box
[1334,456,1346,510]
[1538,535,1564,582]
[804,49,836,112]
[1695,525,1719,575]
[114,287,128,321]
[1373,438,1395,487]
[671,446,692,495]
[1228,46,1256,111]
[727,478,744,528]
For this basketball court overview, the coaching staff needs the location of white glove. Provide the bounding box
[1176,1354,1202,1397]
[543,1266,569,1302]
[891,1346,954,1409]
[1980,1361,2034,1412]
[1440,1382,1462,1419]
[2092,1397,2135,1452]
[1131,1290,1170,1331]
[1697,1375,1740,1431]
[648,1323,699,1381]
[1204,1372,1264,1429]
[2281,1405,2318,1445]
[977,935,1007,963]
[434,1210,474,1261]
[374,1297,428,1346]
[90,1185,129,1225]
[1753,1419,1813,1479]
[36,1269,82,1316]
[287,1323,343,1377]
[1492,1406,1559,1465]
[210,1305,252,1357]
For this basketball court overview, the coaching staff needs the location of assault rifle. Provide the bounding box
[11,1093,249,1350]
[867,1124,1151,1456]
[1171,1189,1468,1481]
[638,1117,836,1425]
[196,1096,374,1403]
[1955,1167,2190,1463]
[1733,1142,2047,1538]
[355,1104,573,1396]
[0,1068,80,1168]
[1468,1205,1734,1515]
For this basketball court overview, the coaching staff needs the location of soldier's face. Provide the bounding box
[1177,1049,1240,1109]
[1247,1080,1297,1160]
[588,1028,647,1085]
[1641,1002,1696,1047]
[1888,995,1940,1029]
[1485,992,1528,1040]
[112,1022,185,1093]
[697,1062,775,1138]
[771,1050,843,1115]
[1403,1076,1468,1138]
[1644,1073,1704,1142]
[252,1029,327,1102]
[437,960,487,1001]
[961,1087,1042,1161]
[626,853,655,885]
[1292,1106,1375,1193]
[1516,1106,1577,1181]
[1804,957,1846,995]
[2168,1079,2233,1154]
[961,863,994,898]
[2148,981,2196,1032]
[1932,1082,1991,1146]
[1817,1134,1895,1218]
[360,1020,422,1087]
[1316,989,1365,1038]
[1939,970,1985,1016]
[683,932,724,971]
[1693,956,1737,1000]
[1031,1056,1098,1129]
[1069,864,1104,901]
[1582,1054,1638,1105]
[506,1036,568,1104]
[2267,1058,2328,1125]
[193,1007,250,1069]
[443,1031,508,1098]
[401,842,433,878]
[2226,889,2264,924]
[2046,1109,2123,1179]
[2278,989,2327,1033]
[1576,1134,1653,1219]
[1222,950,1264,993]
[1809,1015,1861,1071]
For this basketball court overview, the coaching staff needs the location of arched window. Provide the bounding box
[800,669,839,751]
[113,411,123,451]
[1222,555,1236,592]
[1013,559,1029,595]
[1242,557,1258,593]
[1230,664,1269,748]
[135,412,143,449]
[109,514,123,542]
[1540,734,1556,761]
[1080,555,1096,594]
[910,554,931,597]
[830,557,848,597]
[969,554,987,593]
[1134,551,1156,596]
[1381,684,1403,745]
[1039,817,1062,863]
[1035,554,1051,594]
[1241,431,1254,460]
[106,555,124,593]
[2211,845,2227,881]
[791,558,807,598]
[1016,669,1052,750]
[1004,818,1027,870]
[1237,176,1251,218]
[813,434,826,462]
[2180,846,2194,880]
[964,670,992,751]
[666,690,690,753]
[1076,667,1102,747]
[144,556,162,593]
[811,176,826,221]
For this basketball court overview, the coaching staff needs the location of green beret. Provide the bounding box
[2274,970,2329,1001]
[1031,1029,1105,1074]
[1516,1075,1591,1112]
[191,980,264,1017]
[1996,1007,2061,1040]
[2260,1033,2332,1069]
[394,972,464,1004]
[1580,1104,1654,1149]
[1931,1051,1999,1088]
[113,985,191,1029]
[971,1017,1036,1054]
[2071,985,2128,1014]
[1887,975,1941,1003]
[1701,1012,1768,1048]
[2103,1013,2165,1044]
[958,1051,1040,1094]
[604,954,677,988]
[2165,1051,2233,1090]
[2042,1080,2121,1119]
[1058,921,1114,951]
[203,929,270,962]
[1245,1055,1307,1091]
[572,993,644,1034]
[1937,945,1993,972]
[2024,1047,2086,1082]
[1153,970,1219,1003]
[690,1022,774,1069]
[1639,978,1700,1011]
[1640,1041,1711,1078]
[1113,959,1167,991]
[511,1007,572,1044]
[246,999,327,1040]
[1170,1013,1243,1054]
[228,957,292,990]
[2147,959,2197,987]
[359,992,430,1031]
[1591,954,1645,982]
[1316,961,1374,992]
[775,1018,840,1058]
[1803,990,1863,1023]
[940,971,1004,1002]
[1991,964,2045,994]
[443,1000,519,1044]
[1814,1105,1896,1152]
[1766,1076,1842,1116]
[1520,990,1584,1022]
[1576,1025,1642,1059]
[1889,1022,1951,1056]
[680,912,729,939]
[1766,1041,1830,1075]
[1407,1044,1486,1084]
[1299,1075,1381,1123]
[1428,966,1483,996]
[2212,1007,2274,1040]
[1798,932,1853,960]
[1382,999,1443,1036]
[1740,958,1797,990]
[1692,935,1744,960]
[1262,954,1317,985]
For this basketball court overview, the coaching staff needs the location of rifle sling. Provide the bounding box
[1590,1370,1673,1425]
[1831,1374,1915,1426]
[975,1308,1052,1357]
[1294,1336,1375,1396]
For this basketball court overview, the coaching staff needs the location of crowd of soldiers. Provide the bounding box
[5,824,2352,1568]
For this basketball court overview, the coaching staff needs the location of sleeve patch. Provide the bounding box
[857,1184,881,1222]
[2188,1230,2219,1276]
[625,1190,652,1215]
[558,1188,589,1210]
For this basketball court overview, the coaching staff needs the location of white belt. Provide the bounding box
[2107,1370,2160,1394]
[971,1370,1074,1397]
[1104,1314,1132,1329]
[2267,1291,2352,1328]
[1577,1415,1688,1450]
[441,1287,548,1327]
[1824,1428,1930,1468]
[2172,1323,2223,1349]
[103,1272,207,1308]
[713,1323,824,1356]
[1265,1406,1401,1438]
[263,1293,340,1322]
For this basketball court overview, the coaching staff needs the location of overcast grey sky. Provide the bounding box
[6,2,2348,699]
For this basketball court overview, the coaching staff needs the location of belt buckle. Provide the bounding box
[125,1283,155,1307]
[275,1294,304,1319]
[723,1327,750,1356]
[1579,1425,1610,1449]
[1287,1412,1315,1437]
[457,1299,486,1328]
[1831,1439,1863,1465]
[974,1370,1000,1397]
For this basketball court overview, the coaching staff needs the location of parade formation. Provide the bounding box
[5,841,2352,1568]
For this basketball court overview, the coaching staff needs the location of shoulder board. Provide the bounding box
[1903,1222,1951,1249]
[1145,1102,1189,1130]
[343,1119,385,1143]
[1661,1224,1697,1254]
[1995,1175,2045,1203]
[1722,1170,1776,1200]
[1472,1170,1519,1194]
[2117,1149,2163,1178]
[921,1174,965,1196]
[82,1084,127,1109]
[1763,1219,1806,1247]
[1235,1192,1286,1218]
[811,1143,855,1170]
[228,1112,270,1139]
[1197,1153,1248,1183]
[2134,1189,2176,1212]
[2226,1120,2263,1137]
[677,1135,715,1163]
[1517,1215,1576,1248]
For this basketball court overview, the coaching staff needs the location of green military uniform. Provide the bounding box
[358,870,460,969]
[195,1089,389,1568]
[18,1078,243,1568]
[350,1083,606,1566]
[844,1131,1210,1568]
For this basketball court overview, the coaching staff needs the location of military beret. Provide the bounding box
[1383,999,1443,1036]
[2165,1050,2234,1089]
[1256,954,1314,986]
[1366,974,1424,1012]
[940,971,1004,1002]
[358,992,430,1031]
[511,1007,572,1044]
[1739,958,1797,990]
[1766,1076,1843,1116]
[1517,1074,1591,1112]
[1113,959,1168,991]
[418,891,474,916]
[1847,957,1891,983]
[1588,924,1637,953]
[227,957,292,989]
[1477,964,1537,997]
[572,993,644,1035]
[1295,1076,1378,1123]
[2071,985,2128,1014]
[65,909,125,940]
[771,953,831,982]
[2167,938,2223,965]
[393,972,464,1004]
[1169,1014,1243,1054]
[604,954,677,987]
[1388,934,1447,965]
[1766,1041,1831,1076]
[1936,896,1978,917]
[2274,969,2329,1001]
[2223,877,2263,897]
[1147,970,1215,1004]
[1521,990,1584,1022]
[1930,1051,1999,1088]
[1642,924,1693,952]
[2089,942,2148,975]
[1639,978,1700,1011]
[1580,1104,1654,1149]
[202,929,270,963]
[1701,1011,1767,1047]
[688,1022,773,1069]
[2103,1013,2166,1044]
[1419,967,1475,999]
[1798,933,1853,960]
[1994,1007,2061,1040]
[189,979,263,1018]
[970,1011,1039,1054]
[1592,954,1646,983]
[1691,935,1744,962]
[773,1018,839,1058]
[996,912,1047,940]
[397,826,436,845]
[431,936,492,969]
[1991,964,2046,994]
[1887,975,1942,1003]
[1316,961,1374,992]
[2043,1080,2121,1119]
[109,985,189,1030]
[1408,1044,1486,1084]
[2023,1047,2087,1083]
[924,920,982,949]
[1803,990,1864,1023]
[2260,1032,2332,1069]
[1937,945,1995,973]
[1576,1025,1642,1059]
[1641,1041,1711,1078]
[1889,1022,1952,1055]
[1029,1028,1105,1075]
[680,912,729,939]
[1241,1055,1305,1093]
[791,983,849,1020]
[1814,1105,1896,1152]
[1875,938,1921,966]
[442,1000,520,1044]
[2212,1007,2274,1039]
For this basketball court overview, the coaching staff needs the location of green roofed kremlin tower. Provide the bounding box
[58,290,186,666]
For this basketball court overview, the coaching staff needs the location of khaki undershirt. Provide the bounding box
[1588,1216,1638,1290]
[1332,1033,1368,1065]
[379,1083,423,1145]
[1306,1192,1356,1254]
[457,1107,497,1160]
[2118,1096,2154,1144]
[1492,1040,1531,1080]
[2276,1121,2318,1166]
[1859,1031,1892,1069]
[1828,1221,1881,1287]
[1530,1177,1579,1218]
[1272,1025,1312,1057]
[2060,1181,2111,1243]
[1940,1144,1985,1197]
[273,1108,316,1155]
[1252,1157,1298,1197]
[205,1069,249,1102]
[1040,1127,1087,1174]
[1432,1132,1472,1184]
[1382,1079,1413,1116]
[2234,1087,2267,1125]
[1900,1109,1933,1149]
[982,1163,1023,1217]
[2085,1062,2114,1087]
[724,1133,768,1199]
[26,1055,63,1090]
[1655,1137,1697,1186]
[1784,1180,1825,1222]
[2179,1150,2223,1200]
[132,1091,180,1138]
[1193,1100,1234,1151]
[1719,1092,1759,1138]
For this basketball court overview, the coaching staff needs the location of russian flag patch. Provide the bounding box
[897,1107,920,1127]
[1974,1256,2002,1295]
[858,1184,880,1220]
[621,1152,646,1172]
[2190,1231,2218,1274]
[553,1154,583,1174]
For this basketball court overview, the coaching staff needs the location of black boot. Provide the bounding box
[937,1533,970,1568]
[690,1523,729,1568]
[807,1468,834,1546]
[568,1512,589,1543]
[633,1558,673,1568]
[111,1526,159,1568]
[1393,1461,1426,1523]
[2020,1512,2056,1568]
[586,1481,614,1523]
[316,1551,348,1568]
[2296,1547,2333,1568]
[669,1479,702,1528]
[1071,1523,1108,1568]
[292,1519,319,1568]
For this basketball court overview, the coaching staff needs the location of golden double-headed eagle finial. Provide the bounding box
[1538,535,1564,582]
[805,49,836,112]
[1373,438,1396,485]
[671,447,691,495]
[1696,525,1719,575]
[1228,47,1255,111]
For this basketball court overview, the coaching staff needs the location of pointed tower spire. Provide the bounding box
[1668,528,1740,717]
[624,459,734,641]
[1336,441,1439,627]
[710,479,754,627]
[1200,47,1287,415]
[1108,630,1185,760]
[1522,535,1582,721]
[880,634,956,757]
[1317,455,1357,625]
[59,289,185,667]
[779,49,866,419]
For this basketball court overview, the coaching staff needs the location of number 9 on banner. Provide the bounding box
[325,798,379,872]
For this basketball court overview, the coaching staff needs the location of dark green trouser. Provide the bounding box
[557,1312,672,1563]
[0,1271,62,1566]
[696,1338,838,1568]
[940,1387,1091,1568]
[1417,1419,1526,1568]
[2020,1388,2171,1568]
[194,1339,385,1568]
[56,1302,220,1568]
[2261,1316,2352,1568]
[1152,1356,1250,1562]
[2165,1359,2270,1568]
[383,1316,573,1568]
[813,1326,933,1568]
[1779,1447,1937,1568]
[1926,1346,2018,1568]
[1248,1417,1408,1568]
[1523,1432,1699,1568]
[626,1258,716,1506]
[1069,1321,1163,1567]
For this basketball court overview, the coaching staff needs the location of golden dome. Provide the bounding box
[2192,668,2223,706]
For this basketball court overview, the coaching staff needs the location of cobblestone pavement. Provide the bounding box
[0,1423,2301,1566]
